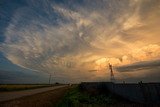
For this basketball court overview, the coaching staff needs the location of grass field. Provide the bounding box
[0,84,54,92]
[56,85,159,107]
[57,85,117,107]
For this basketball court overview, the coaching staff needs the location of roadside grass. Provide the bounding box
[0,84,55,92]
[56,85,117,107]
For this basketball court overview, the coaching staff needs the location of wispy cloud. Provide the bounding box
[0,0,160,82]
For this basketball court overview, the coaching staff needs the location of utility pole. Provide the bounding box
[49,74,51,84]
[109,63,115,82]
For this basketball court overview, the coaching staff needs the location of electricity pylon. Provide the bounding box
[109,63,115,82]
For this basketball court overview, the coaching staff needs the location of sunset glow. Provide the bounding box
[0,0,160,83]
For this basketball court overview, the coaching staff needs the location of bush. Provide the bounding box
[57,85,116,107]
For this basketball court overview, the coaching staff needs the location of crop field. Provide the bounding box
[57,85,119,107]
[0,84,53,92]
[57,85,159,107]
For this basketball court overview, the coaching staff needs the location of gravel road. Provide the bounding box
[0,85,68,102]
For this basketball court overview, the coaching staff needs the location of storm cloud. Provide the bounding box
[0,0,160,82]
[116,59,160,72]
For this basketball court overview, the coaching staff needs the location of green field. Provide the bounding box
[57,85,118,107]
[0,84,53,92]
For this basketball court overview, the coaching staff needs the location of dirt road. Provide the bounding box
[0,85,67,102]
[0,85,70,107]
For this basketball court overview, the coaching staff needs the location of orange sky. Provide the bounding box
[1,0,160,83]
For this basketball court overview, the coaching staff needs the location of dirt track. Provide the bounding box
[0,86,70,107]
[0,85,67,102]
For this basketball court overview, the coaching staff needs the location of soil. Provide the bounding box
[0,86,70,107]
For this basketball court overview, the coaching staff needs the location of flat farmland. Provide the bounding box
[0,84,54,92]
[0,85,70,107]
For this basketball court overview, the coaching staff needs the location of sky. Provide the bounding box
[0,0,160,83]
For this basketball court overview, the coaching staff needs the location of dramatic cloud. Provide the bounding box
[0,0,160,82]
[116,59,160,72]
